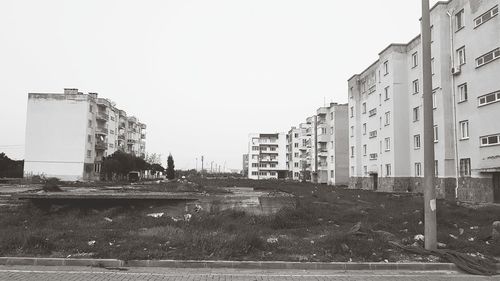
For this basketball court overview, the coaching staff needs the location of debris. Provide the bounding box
[400,229,408,233]
[414,234,425,242]
[372,230,396,241]
[449,234,458,239]
[468,237,475,242]
[147,212,164,218]
[459,228,465,236]
[340,243,350,252]
[104,217,113,222]
[266,237,278,244]
[437,242,447,248]
[418,221,423,225]
[184,213,192,221]
[194,204,203,213]
[88,240,96,246]
[470,226,479,230]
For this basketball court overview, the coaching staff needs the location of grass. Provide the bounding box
[1,179,499,262]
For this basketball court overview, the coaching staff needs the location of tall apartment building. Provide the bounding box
[286,103,349,185]
[247,133,287,180]
[24,88,147,181]
[348,0,500,202]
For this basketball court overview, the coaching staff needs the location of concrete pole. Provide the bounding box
[421,0,437,250]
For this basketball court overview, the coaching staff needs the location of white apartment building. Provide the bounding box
[286,103,349,185]
[247,133,287,180]
[24,88,147,181]
[348,0,500,203]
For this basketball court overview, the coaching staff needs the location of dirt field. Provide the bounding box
[0,178,499,262]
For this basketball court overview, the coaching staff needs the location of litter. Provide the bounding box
[88,240,96,246]
[104,217,113,222]
[147,212,164,218]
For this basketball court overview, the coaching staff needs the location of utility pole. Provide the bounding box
[211,161,213,174]
[195,158,198,171]
[421,0,437,251]
[201,155,204,176]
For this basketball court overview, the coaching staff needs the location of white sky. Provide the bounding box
[0,0,440,170]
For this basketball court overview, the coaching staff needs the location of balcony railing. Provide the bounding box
[95,127,108,135]
[95,140,107,150]
[96,111,109,121]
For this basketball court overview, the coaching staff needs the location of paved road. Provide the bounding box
[0,266,498,281]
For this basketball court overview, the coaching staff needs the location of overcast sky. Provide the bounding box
[0,0,439,170]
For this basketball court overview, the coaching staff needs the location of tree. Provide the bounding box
[166,154,175,180]
[0,153,24,178]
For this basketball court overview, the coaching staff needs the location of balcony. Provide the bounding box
[95,127,108,135]
[141,134,146,139]
[96,111,109,121]
[118,134,125,140]
[127,139,136,144]
[118,122,126,129]
[128,116,137,123]
[95,140,107,150]
[317,107,328,115]
[140,123,147,130]
[260,158,278,162]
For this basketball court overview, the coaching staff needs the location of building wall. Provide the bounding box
[24,93,90,181]
[247,133,287,180]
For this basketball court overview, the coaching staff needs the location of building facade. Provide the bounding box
[285,103,349,185]
[348,0,500,202]
[24,88,147,181]
[247,133,287,180]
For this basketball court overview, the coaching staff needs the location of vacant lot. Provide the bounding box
[0,178,499,262]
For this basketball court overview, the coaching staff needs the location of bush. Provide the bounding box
[43,177,62,192]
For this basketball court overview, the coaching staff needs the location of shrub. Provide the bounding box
[43,177,62,192]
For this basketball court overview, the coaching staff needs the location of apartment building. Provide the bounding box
[285,103,349,185]
[348,0,500,203]
[24,88,147,181]
[247,133,287,180]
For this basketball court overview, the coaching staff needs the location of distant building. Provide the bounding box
[287,103,349,185]
[348,0,500,202]
[24,88,146,181]
[247,133,288,180]
[242,154,249,177]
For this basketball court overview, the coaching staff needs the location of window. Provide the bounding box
[362,123,367,135]
[252,146,259,151]
[294,143,299,148]
[330,127,334,135]
[331,156,334,163]
[383,61,389,75]
[430,25,434,42]
[270,163,277,168]
[110,116,115,121]
[349,87,354,99]
[350,126,354,137]
[321,127,327,135]
[252,172,258,176]
[369,108,377,117]
[369,130,377,139]
[474,5,498,28]
[457,47,466,65]
[459,159,471,177]
[456,9,464,30]
[412,52,418,68]
[432,91,437,109]
[431,58,435,75]
[480,134,500,146]
[87,135,92,143]
[87,150,91,158]
[412,79,419,94]
[252,163,258,167]
[110,130,114,135]
[89,105,93,113]
[350,146,355,158]
[88,120,92,128]
[413,107,420,122]
[384,111,391,126]
[370,153,378,160]
[350,106,354,117]
[363,144,367,156]
[458,83,468,102]
[294,133,299,138]
[479,91,500,106]
[109,143,113,148]
[415,163,422,177]
[260,163,267,168]
[386,164,392,176]
[385,137,391,151]
[330,112,334,120]
[476,48,500,68]
[379,93,382,105]
[414,134,421,149]
[460,120,469,139]
[362,103,366,114]
[434,160,439,176]
[434,125,439,142]
[384,86,390,100]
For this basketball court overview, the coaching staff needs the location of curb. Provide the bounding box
[0,257,477,271]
